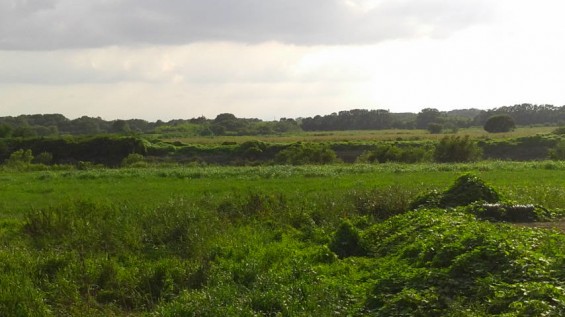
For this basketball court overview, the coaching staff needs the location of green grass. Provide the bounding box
[2,161,565,215]
[160,126,557,145]
[1,162,565,316]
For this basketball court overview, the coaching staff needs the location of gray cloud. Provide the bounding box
[0,0,490,50]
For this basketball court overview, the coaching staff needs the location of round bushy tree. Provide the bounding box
[483,115,515,133]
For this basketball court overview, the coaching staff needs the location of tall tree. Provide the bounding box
[416,108,442,129]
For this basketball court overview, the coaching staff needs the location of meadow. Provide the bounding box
[1,161,565,316]
[159,126,557,145]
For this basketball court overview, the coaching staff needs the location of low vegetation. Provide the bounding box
[2,109,565,315]
[0,164,564,315]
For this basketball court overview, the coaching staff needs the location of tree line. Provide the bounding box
[0,103,564,137]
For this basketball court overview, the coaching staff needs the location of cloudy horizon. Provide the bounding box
[1,0,565,121]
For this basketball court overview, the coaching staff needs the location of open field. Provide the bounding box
[2,161,565,215]
[160,126,557,145]
[2,162,565,315]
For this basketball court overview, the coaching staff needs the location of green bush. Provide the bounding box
[121,153,146,167]
[552,126,565,135]
[357,144,431,164]
[484,114,516,133]
[434,136,482,163]
[328,220,367,258]
[34,151,53,165]
[236,140,268,161]
[275,143,338,165]
[549,140,565,160]
[4,148,33,168]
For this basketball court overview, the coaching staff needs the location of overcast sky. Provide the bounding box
[1,0,565,121]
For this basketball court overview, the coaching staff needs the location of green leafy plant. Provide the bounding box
[549,140,565,160]
[4,148,33,168]
[328,220,367,258]
[434,136,482,163]
[411,174,499,208]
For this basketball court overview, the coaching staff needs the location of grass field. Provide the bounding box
[2,161,565,316]
[2,161,565,215]
[160,126,557,145]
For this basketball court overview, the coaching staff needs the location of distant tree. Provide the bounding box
[213,113,247,132]
[189,116,208,124]
[473,104,565,126]
[33,125,57,137]
[214,113,237,122]
[111,120,131,134]
[484,115,515,133]
[12,126,37,138]
[416,108,442,129]
[0,124,12,138]
[299,109,392,131]
[68,116,102,135]
[427,123,443,134]
[198,125,215,136]
[274,118,301,133]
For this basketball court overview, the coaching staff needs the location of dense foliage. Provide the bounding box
[484,115,516,133]
[2,131,565,168]
[474,103,565,126]
[0,171,564,316]
[2,103,564,138]
[0,136,147,167]
[434,136,482,163]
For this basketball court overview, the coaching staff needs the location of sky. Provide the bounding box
[1,0,565,121]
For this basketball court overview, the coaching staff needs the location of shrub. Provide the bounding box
[357,144,430,164]
[275,143,338,165]
[121,153,146,167]
[434,136,482,163]
[549,140,565,160]
[484,115,516,133]
[34,152,53,165]
[236,140,268,161]
[427,123,443,134]
[328,220,366,258]
[4,149,33,168]
[552,126,565,135]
